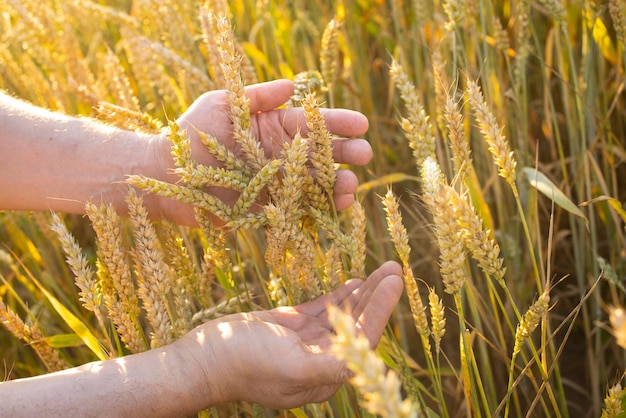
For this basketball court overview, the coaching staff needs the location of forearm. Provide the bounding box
[0,93,156,214]
[0,343,212,417]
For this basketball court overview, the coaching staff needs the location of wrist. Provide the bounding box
[138,129,201,226]
[172,323,233,409]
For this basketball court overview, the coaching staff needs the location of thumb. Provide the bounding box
[245,79,294,113]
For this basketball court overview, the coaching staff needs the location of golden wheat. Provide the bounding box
[349,200,367,281]
[50,213,101,314]
[382,189,430,338]
[389,59,436,167]
[126,189,175,348]
[216,16,267,171]
[431,50,449,134]
[320,14,343,93]
[101,48,140,112]
[288,70,327,106]
[601,382,626,418]
[491,15,511,52]
[513,0,531,89]
[536,0,566,24]
[466,78,517,187]
[428,287,446,353]
[443,95,471,182]
[303,93,337,195]
[95,102,163,133]
[513,290,550,356]
[161,224,195,336]
[0,300,29,341]
[451,188,506,283]
[328,305,417,418]
[421,158,467,295]
[609,0,626,45]
[127,175,233,221]
[85,202,147,354]
[0,301,67,372]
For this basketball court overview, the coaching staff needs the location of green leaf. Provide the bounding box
[522,167,588,228]
[38,285,108,360]
[584,8,618,65]
[287,409,309,418]
[44,333,85,348]
[21,266,109,361]
[581,196,626,225]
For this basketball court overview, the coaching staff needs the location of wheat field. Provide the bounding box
[1,0,626,416]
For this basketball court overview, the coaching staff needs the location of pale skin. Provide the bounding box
[0,80,404,416]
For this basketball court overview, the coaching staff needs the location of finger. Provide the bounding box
[334,169,358,193]
[348,261,402,319]
[332,138,373,166]
[294,279,363,317]
[312,261,402,327]
[246,79,294,113]
[333,194,355,211]
[279,107,369,139]
[355,274,404,348]
[321,108,369,137]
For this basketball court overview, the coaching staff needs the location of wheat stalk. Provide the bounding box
[601,382,626,418]
[328,305,417,418]
[466,78,517,187]
[85,202,147,354]
[443,95,471,182]
[421,158,467,295]
[160,224,195,336]
[382,190,430,339]
[303,93,337,195]
[320,14,343,93]
[50,213,101,315]
[126,189,175,348]
[428,287,446,353]
[349,200,367,281]
[0,301,68,372]
[389,59,436,167]
[609,0,626,45]
[288,70,327,107]
[216,16,266,171]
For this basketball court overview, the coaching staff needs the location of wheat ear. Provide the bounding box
[328,305,417,418]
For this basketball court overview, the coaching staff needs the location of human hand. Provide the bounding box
[143,79,371,226]
[177,261,403,409]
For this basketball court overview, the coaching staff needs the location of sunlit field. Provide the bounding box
[2,0,626,416]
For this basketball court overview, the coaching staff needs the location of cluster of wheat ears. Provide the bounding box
[2,0,626,416]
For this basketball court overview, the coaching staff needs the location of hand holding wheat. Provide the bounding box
[173,261,402,410]
[145,79,372,226]
[0,81,370,226]
[1,262,402,416]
